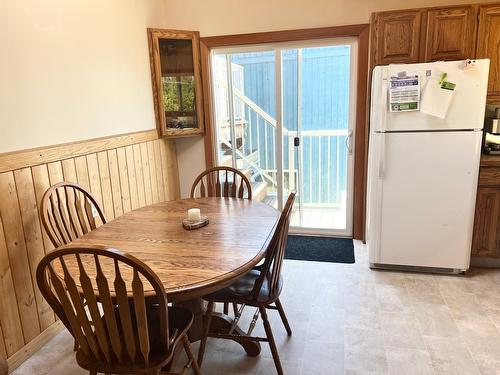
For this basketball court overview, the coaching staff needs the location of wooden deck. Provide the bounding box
[263,195,347,231]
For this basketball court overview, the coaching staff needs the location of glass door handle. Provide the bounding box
[294,137,300,147]
[346,129,353,155]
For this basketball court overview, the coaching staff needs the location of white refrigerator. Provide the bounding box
[367,59,490,273]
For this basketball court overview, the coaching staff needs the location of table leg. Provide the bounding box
[208,311,261,357]
[174,298,206,341]
[174,298,261,356]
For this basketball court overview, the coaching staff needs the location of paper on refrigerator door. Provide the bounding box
[389,73,420,112]
[420,77,456,119]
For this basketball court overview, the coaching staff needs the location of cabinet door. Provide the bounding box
[148,29,204,138]
[472,187,500,257]
[477,5,500,99]
[425,6,477,61]
[373,10,423,65]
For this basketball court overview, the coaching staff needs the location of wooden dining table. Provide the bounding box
[59,197,280,356]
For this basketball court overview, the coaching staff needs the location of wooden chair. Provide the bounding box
[190,166,252,200]
[191,166,253,316]
[197,192,296,375]
[41,182,107,248]
[36,245,201,375]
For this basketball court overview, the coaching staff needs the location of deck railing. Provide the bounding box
[281,129,348,206]
[216,80,348,206]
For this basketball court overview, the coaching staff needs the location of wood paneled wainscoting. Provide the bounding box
[0,130,180,371]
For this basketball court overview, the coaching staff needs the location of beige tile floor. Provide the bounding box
[11,241,500,375]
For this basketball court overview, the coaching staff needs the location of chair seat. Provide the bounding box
[76,305,192,373]
[203,269,283,304]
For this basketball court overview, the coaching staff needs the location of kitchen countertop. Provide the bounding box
[481,154,500,167]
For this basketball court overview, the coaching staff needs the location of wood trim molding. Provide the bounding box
[0,129,159,173]
[200,40,216,169]
[6,321,64,373]
[352,26,370,240]
[200,24,370,240]
[201,24,369,47]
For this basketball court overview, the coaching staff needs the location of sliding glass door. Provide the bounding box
[211,50,278,206]
[211,39,357,236]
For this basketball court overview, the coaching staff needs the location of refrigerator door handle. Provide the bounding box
[378,159,385,179]
[378,134,386,179]
[380,78,388,133]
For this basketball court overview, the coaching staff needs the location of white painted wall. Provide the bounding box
[0,0,169,153]
[166,0,497,197]
[2,0,496,197]
[162,0,495,36]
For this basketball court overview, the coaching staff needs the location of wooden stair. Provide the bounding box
[218,149,268,202]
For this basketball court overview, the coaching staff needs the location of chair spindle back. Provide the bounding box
[36,246,170,367]
[41,182,107,248]
[253,191,296,300]
[190,166,252,200]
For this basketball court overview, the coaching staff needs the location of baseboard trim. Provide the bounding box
[6,321,64,373]
[470,256,500,268]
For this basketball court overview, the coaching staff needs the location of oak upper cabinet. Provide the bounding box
[371,3,500,99]
[372,10,423,65]
[477,4,500,100]
[148,29,204,138]
[424,6,477,61]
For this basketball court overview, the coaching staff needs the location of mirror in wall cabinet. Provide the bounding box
[148,29,204,137]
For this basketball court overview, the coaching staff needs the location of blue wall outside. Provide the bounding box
[231,46,351,204]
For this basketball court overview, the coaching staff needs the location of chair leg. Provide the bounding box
[275,299,292,336]
[260,307,283,375]
[232,302,238,317]
[197,301,214,366]
[181,334,201,375]
[223,302,229,315]
[163,340,181,373]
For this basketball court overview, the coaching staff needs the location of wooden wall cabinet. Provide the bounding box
[425,6,477,61]
[372,10,423,65]
[472,167,500,257]
[476,4,500,100]
[371,2,500,101]
[148,29,204,138]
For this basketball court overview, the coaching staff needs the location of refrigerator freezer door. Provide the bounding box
[371,60,489,132]
[367,131,482,270]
